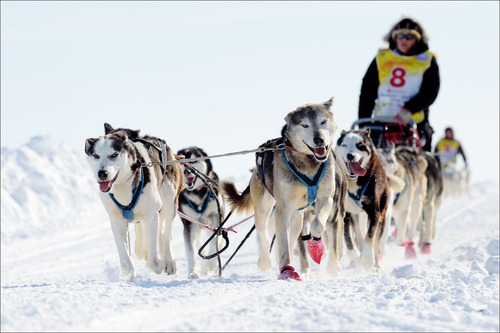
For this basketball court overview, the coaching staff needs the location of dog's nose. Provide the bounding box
[346,153,354,161]
[98,170,108,180]
[313,136,324,146]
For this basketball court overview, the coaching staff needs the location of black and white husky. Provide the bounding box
[176,146,225,279]
[222,98,345,280]
[335,129,403,272]
[85,123,183,281]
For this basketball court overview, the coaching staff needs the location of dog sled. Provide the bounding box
[351,115,422,151]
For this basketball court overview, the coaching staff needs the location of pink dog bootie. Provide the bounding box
[304,234,325,264]
[278,265,302,281]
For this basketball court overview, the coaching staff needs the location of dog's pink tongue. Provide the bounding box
[314,147,327,157]
[98,181,111,192]
[186,176,195,186]
[349,162,367,176]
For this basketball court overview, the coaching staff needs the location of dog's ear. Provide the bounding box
[323,97,334,110]
[363,128,371,136]
[104,123,114,135]
[340,129,347,136]
[85,137,97,156]
[113,130,128,142]
[389,142,395,150]
[281,125,288,138]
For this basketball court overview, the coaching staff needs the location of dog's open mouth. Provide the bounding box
[98,172,118,193]
[304,142,329,161]
[185,175,196,189]
[345,159,367,178]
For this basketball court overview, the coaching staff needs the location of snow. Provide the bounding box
[1,136,499,332]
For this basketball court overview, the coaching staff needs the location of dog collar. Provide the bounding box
[281,149,327,211]
[108,167,144,220]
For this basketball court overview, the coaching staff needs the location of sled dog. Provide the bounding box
[335,129,402,271]
[379,144,428,259]
[296,152,347,277]
[222,98,342,280]
[85,123,183,281]
[419,152,444,254]
[443,164,470,198]
[177,146,225,279]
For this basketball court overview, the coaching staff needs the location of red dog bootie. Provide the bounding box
[420,242,432,254]
[404,240,417,259]
[303,234,325,264]
[391,227,398,239]
[278,265,302,281]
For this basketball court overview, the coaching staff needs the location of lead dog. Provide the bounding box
[85,123,183,281]
[177,146,225,279]
[222,98,342,280]
[296,152,347,277]
[335,129,403,271]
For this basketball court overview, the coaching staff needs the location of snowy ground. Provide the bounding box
[1,136,499,332]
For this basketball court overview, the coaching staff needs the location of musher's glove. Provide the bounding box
[397,108,413,124]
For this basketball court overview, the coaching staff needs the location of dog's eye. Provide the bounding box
[356,143,365,150]
[92,153,100,159]
[320,120,327,125]
[110,153,119,159]
[341,144,347,148]
[301,124,309,128]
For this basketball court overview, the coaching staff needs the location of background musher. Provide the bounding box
[358,16,440,152]
[434,127,468,167]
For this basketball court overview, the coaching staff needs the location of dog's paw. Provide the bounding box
[164,259,177,275]
[278,265,302,281]
[257,254,272,272]
[134,247,148,261]
[188,272,199,279]
[300,267,312,278]
[146,257,165,275]
[326,262,340,277]
[420,242,432,254]
[360,246,375,271]
[204,258,218,274]
[404,241,418,259]
[120,261,135,282]
[373,263,384,274]
[307,236,325,265]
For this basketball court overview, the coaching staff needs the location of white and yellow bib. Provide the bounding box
[372,48,435,117]
[436,139,461,165]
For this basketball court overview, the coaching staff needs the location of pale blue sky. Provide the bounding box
[1,1,498,183]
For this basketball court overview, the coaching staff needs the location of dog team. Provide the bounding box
[85,97,446,282]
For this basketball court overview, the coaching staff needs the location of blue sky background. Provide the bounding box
[1,1,498,183]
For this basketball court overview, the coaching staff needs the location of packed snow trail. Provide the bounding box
[1,137,498,332]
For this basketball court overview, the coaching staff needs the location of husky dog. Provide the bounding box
[418,152,444,254]
[222,98,342,280]
[443,164,470,198]
[176,146,225,279]
[296,152,347,277]
[85,123,183,281]
[379,145,428,259]
[335,129,402,272]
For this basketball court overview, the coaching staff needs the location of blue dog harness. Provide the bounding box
[184,190,212,221]
[347,178,371,209]
[281,149,327,211]
[109,167,144,220]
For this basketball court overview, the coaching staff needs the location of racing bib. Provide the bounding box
[372,48,434,117]
[436,139,461,164]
